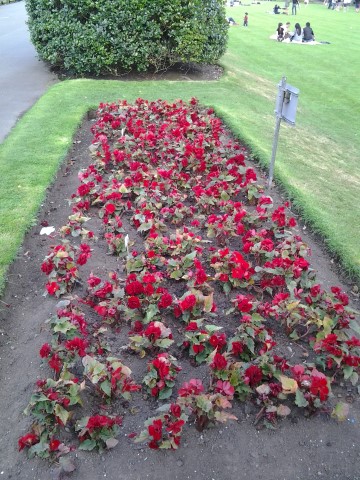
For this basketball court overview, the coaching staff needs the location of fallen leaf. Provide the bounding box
[106,438,119,449]
[256,384,271,395]
[331,402,350,422]
[277,404,291,417]
[59,456,76,473]
[279,375,298,394]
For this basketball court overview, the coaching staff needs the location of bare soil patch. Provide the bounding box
[0,111,359,480]
[54,62,224,82]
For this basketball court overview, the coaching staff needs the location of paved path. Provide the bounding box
[0,1,57,143]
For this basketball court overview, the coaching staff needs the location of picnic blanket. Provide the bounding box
[269,34,322,44]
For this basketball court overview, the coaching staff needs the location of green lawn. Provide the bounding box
[222,2,360,281]
[0,2,359,292]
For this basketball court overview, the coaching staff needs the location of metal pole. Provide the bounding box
[268,76,287,189]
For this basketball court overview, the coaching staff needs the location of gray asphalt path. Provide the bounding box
[0,1,57,143]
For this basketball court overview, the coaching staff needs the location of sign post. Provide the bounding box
[268,76,299,189]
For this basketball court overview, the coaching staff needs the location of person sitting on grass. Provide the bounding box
[277,22,285,41]
[274,4,281,13]
[283,21,293,39]
[302,21,315,42]
[291,22,302,41]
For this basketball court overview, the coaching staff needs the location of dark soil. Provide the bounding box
[54,62,224,82]
[0,113,359,480]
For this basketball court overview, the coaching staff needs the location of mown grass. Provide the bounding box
[0,3,359,293]
[222,2,360,281]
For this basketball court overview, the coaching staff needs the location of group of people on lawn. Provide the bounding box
[273,0,307,16]
[276,21,315,42]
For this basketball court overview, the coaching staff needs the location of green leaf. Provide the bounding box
[295,389,309,408]
[100,379,112,397]
[170,270,183,280]
[129,335,144,344]
[76,416,89,430]
[343,366,354,380]
[203,293,214,313]
[196,396,212,413]
[156,338,174,349]
[145,303,159,322]
[167,259,178,267]
[53,319,75,334]
[223,175,235,181]
[137,222,152,232]
[158,387,173,400]
[68,386,82,406]
[245,337,255,354]
[126,258,144,272]
[134,430,148,443]
[223,282,231,295]
[28,441,50,459]
[289,330,299,341]
[169,437,181,449]
[322,316,334,336]
[79,439,97,451]
[156,403,171,412]
[245,326,255,338]
[251,313,264,322]
[184,250,197,261]
[349,371,359,386]
[349,320,360,336]
[195,349,209,364]
[205,325,222,333]
[159,440,172,449]
[54,404,70,425]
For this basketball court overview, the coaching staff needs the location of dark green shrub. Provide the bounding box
[25,0,228,76]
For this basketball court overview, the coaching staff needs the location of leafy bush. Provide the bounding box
[25,0,228,76]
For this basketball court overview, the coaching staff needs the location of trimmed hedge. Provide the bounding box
[26,0,229,76]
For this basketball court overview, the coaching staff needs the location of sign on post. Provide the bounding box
[268,76,299,189]
[275,83,299,126]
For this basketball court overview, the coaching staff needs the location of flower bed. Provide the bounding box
[19,98,359,470]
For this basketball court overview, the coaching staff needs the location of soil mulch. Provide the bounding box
[0,102,359,480]
[54,62,224,82]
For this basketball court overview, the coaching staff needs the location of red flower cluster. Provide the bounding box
[244,365,263,387]
[210,353,228,371]
[18,433,39,451]
[178,379,204,397]
[179,294,197,312]
[86,415,122,432]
